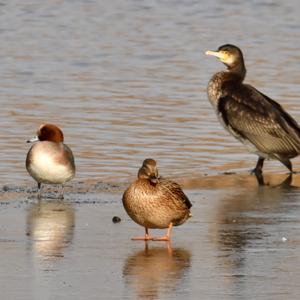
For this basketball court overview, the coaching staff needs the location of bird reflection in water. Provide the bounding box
[214,173,292,270]
[254,172,292,187]
[123,243,191,299]
[27,201,75,261]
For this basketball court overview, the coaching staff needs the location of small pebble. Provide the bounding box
[3,185,9,192]
[112,216,121,223]
[224,171,236,175]
[282,237,287,242]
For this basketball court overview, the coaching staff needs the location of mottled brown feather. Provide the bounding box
[218,82,300,156]
[122,174,191,229]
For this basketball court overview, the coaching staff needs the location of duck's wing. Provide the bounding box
[63,144,75,165]
[161,180,192,209]
[218,83,300,155]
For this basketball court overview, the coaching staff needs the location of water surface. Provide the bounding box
[0,0,299,185]
[1,174,300,299]
[0,1,300,299]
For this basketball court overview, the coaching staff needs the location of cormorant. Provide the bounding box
[205,44,300,174]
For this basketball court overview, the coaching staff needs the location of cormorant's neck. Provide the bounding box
[226,61,246,82]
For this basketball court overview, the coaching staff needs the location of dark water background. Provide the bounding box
[1,1,300,299]
[0,0,299,185]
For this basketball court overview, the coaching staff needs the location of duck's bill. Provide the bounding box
[150,176,160,184]
[27,136,39,143]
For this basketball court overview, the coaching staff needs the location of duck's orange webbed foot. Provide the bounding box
[131,228,153,241]
[152,236,170,241]
[152,223,173,242]
[131,235,153,241]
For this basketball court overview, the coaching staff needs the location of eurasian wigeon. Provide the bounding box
[122,159,192,241]
[26,124,76,199]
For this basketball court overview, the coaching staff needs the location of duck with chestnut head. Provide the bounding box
[26,124,75,199]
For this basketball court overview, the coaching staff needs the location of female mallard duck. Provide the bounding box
[206,44,300,174]
[122,159,192,241]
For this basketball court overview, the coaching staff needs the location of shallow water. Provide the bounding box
[1,174,300,299]
[0,0,300,185]
[1,1,300,299]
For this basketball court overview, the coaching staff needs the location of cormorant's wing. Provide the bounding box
[218,83,300,155]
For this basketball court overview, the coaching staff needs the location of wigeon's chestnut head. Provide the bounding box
[26,124,76,199]
[122,158,192,241]
[27,123,64,143]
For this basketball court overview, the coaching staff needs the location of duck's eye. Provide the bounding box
[223,50,229,55]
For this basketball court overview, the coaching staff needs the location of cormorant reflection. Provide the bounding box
[254,172,292,186]
[214,173,292,269]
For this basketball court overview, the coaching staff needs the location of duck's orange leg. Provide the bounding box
[152,223,173,241]
[132,227,154,241]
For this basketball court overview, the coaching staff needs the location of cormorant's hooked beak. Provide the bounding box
[205,50,230,64]
[27,136,39,143]
[205,50,223,59]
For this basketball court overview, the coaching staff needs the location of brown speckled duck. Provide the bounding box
[122,159,192,241]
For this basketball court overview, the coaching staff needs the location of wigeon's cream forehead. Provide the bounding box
[38,124,46,131]
[38,123,60,132]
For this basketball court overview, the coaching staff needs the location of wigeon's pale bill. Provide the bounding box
[122,158,192,241]
[26,124,75,199]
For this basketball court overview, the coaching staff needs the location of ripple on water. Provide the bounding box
[0,1,299,186]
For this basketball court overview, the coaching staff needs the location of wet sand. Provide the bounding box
[1,173,300,300]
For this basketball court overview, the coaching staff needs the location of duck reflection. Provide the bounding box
[214,173,292,269]
[123,244,191,299]
[27,201,75,261]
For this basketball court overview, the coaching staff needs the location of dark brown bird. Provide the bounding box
[206,44,300,174]
[122,159,192,241]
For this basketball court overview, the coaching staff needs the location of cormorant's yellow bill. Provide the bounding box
[205,50,230,63]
